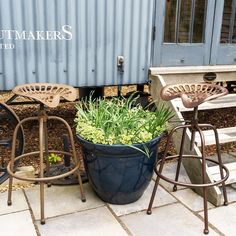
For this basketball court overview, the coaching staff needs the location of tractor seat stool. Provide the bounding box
[7,83,86,225]
[147,83,229,234]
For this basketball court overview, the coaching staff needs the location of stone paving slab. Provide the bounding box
[0,189,29,215]
[24,183,104,220]
[0,210,37,236]
[37,206,128,236]
[172,188,215,212]
[109,180,177,216]
[200,202,236,236]
[120,203,220,236]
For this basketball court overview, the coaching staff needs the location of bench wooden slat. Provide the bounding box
[208,163,236,185]
[195,127,236,146]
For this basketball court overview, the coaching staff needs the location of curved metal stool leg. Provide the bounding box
[39,116,46,224]
[147,126,179,214]
[197,128,209,234]
[7,118,36,205]
[173,127,187,192]
[43,118,51,188]
[49,116,86,202]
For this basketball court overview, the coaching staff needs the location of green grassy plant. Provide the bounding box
[75,94,173,146]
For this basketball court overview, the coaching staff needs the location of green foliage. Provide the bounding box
[75,94,174,145]
[47,153,62,164]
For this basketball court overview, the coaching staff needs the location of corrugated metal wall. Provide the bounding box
[0,0,154,90]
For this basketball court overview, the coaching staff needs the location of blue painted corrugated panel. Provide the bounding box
[0,0,154,90]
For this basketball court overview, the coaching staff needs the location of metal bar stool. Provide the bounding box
[147,83,229,234]
[7,83,86,224]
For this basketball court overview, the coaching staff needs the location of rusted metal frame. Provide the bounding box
[7,112,86,224]
[147,119,229,234]
[6,83,85,225]
[154,155,229,188]
[6,116,83,183]
[7,116,38,206]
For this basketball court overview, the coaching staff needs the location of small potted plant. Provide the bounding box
[47,153,62,165]
[75,94,173,204]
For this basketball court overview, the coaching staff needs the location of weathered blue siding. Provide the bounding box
[0,0,154,90]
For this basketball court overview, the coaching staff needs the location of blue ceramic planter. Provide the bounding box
[77,135,161,204]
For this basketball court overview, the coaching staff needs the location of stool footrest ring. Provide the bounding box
[7,150,81,182]
[155,155,229,188]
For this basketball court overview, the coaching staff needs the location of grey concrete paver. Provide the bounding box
[0,210,37,236]
[1,168,235,236]
[120,203,220,236]
[24,183,104,220]
[200,202,236,236]
[37,206,128,236]
[172,188,215,212]
[109,180,177,216]
[0,189,29,215]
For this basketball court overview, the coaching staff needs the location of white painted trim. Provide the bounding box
[149,65,236,75]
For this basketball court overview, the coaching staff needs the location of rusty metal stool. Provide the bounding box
[147,83,229,234]
[7,83,86,224]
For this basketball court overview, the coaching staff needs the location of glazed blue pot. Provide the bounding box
[77,135,161,204]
